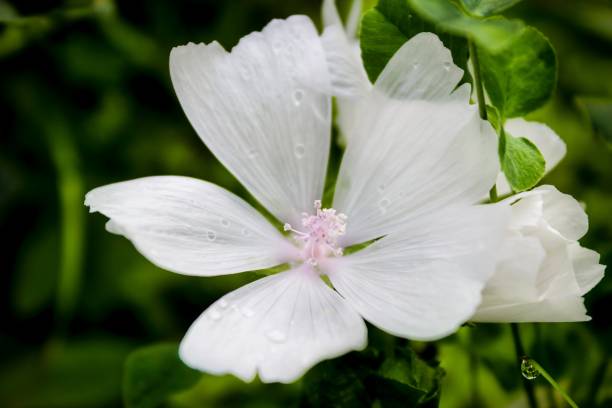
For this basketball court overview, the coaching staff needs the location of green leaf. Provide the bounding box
[407,0,524,52]
[478,26,557,118]
[460,0,524,17]
[360,0,469,82]
[370,347,444,407]
[500,131,546,192]
[123,343,201,408]
[576,97,612,148]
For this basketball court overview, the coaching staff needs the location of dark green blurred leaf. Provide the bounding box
[371,347,444,407]
[478,27,557,118]
[577,97,612,148]
[123,342,201,408]
[460,0,523,17]
[0,339,131,408]
[500,131,546,192]
[12,226,58,316]
[300,352,372,408]
[407,0,524,52]
[360,0,469,82]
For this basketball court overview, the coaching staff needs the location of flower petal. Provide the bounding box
[497,119,567,195]
[472,296,589,323]
[325,204,508,340]
[170,16,331,226]
[568,242,605,296]
[179,267,367,383]
[539,185,588,240]
[374,33,465,101]
[85,176,295,276]
[334,90,498,245]
[321,25,370,97]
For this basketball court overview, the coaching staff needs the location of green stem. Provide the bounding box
[510,323,538,408]
[530,360,579,408]
[468,40,487,121]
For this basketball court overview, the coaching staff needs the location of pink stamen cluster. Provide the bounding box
[284,200,347,266]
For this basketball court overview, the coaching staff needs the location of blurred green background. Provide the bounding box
[0,0,610,407]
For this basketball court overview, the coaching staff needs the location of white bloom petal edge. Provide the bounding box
[179,267,367,383]
[85,176,295,276]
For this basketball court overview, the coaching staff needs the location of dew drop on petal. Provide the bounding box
[241,228,251,237]
[218,298,228,309]
[379,198,390,213]
[377,183,385,192]
[266,329,287,343]
[294,143,305,159]
[241,307,255,318]
[220,218,230,227]
[443,61,452,71]
[207,230,217,241]
[293,89,304,106]
[209,309,222,321]
[240,65,250,80]
[247,148,259,159]
[521,358,540,380]
[412,62,420,70]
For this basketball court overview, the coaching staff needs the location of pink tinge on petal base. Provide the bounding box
[284,200,347,266]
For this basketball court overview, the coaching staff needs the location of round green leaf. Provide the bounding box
[500,131,546,192]
[478,26,557,118]
[123,343,201,408]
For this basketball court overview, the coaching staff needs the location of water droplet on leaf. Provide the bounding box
[521,358,539,380]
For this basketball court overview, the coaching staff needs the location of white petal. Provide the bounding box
[346,0,363,39]
[539,185,588,241]
[321,25,370,98]
[322,0,342,28]
[334,90,498,245]
[179,267,367,383]
[479,235,546,304]
[568,242,605,296]
[472,296,589,323]
[374,33,465,101]
[170,16,331,226]
[85,176,295,276]
[324,204,508,340]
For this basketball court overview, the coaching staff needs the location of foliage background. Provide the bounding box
[0,0,610,406]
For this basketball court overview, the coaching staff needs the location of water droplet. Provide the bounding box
[241,307,255,318]
[521,358,539,380]
[379,198,390,213]
[412,62,420,70]
[207,230,217,241]
[294,143,305,159]
[377,184,385,192]
[241,228,251,237]
[240,65,250,80]
[247,148,259,159]
[209,310,222,321]
[443,61,452,71]
[272,42,282,54]
[293,89,304,106]
[218,298,229,309]
[266,329,287,343]
[220,218,230,227]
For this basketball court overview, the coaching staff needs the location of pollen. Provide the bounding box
[284,200,347,266]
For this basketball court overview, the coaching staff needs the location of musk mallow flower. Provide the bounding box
[472,185,605,322]
[85,16,508,383]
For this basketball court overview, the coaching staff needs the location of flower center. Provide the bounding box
[284,200,347,266]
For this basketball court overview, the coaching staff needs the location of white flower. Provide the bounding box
[496,118,567,195]
[473,185,605,322]
[85,16,507,383]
